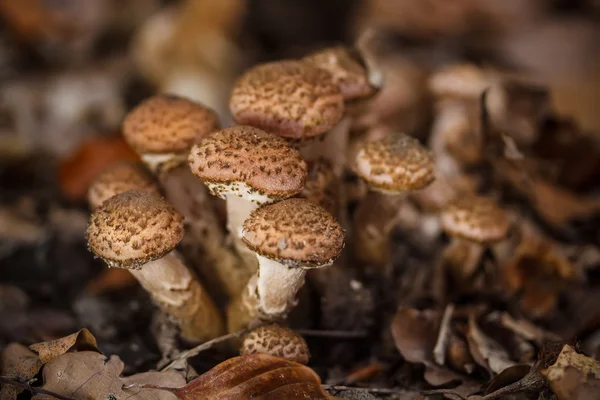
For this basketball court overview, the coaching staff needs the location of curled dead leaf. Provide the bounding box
[466,315,515,375]
[29,328,99,364]
[541,344,600,400]
[390,307,440,364]
[148,353,337,400]
[0,343,42,400]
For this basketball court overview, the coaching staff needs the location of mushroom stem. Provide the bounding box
[225,194,260,268]
[128,251,224,342]
[256,255,307,318]
[300,117,351,177]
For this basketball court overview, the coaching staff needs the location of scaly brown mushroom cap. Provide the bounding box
[188,125,307,202]
[297,159,340,216]
[229,60,345,141]
[240,324,310,364]
[87,190,184,269]
[303,46,377,102]
[440,195,511,243]
[87,162,160,209]
[242,198,344,268]
[122,94,220,154]
[355,132,435,193]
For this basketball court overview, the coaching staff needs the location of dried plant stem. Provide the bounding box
[161,329,249,371]
[0,376,76,400]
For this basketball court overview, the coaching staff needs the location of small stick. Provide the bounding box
[322,384,408,395]
[296,329,368,339]
[161,329,249,371]
[0,376,76,400]
[433,303,454,365]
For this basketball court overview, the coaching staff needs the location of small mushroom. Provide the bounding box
[236,198,345,323]
[240,324,310,364]
[87,161,159,210]
[297,159,340,216]
[352,132,435,266]
[122,94,247,301]
[428,63,490,102]
[86,190,224,342]
[188,125,307,268]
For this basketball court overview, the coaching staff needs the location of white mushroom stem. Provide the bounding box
[255,255,308,318]
[141,152,188,175]
[300,117,351,177]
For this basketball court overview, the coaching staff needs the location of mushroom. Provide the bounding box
[188,125,308,268]
[352,132,435,266]
[240,324,310,364]
[87,161,160,210]
[239,198,345,321]
[86,190,224,342]
[122,94,248,302]
[297,158,340,216]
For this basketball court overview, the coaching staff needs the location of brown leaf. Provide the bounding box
[29,328,99,364]
[541,344,600,400]
[466,315,515,375]
[485,364,530,394]
[149,353,337,400]
[0,343,42,400]
[34,351,185,400]
[390,307,440,364]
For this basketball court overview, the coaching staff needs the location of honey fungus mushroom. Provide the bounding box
[240,324,310,364]
[188,125,308,266]
[240,198,345,320]
[122,94,247,302]
[352,132,435,266]
[87,161,160,210]
[86,190,224,342]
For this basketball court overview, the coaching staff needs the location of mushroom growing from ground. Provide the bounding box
[352,132,435,266]
[86,190,224,342]
[240,324,310,364]
[87,161,160,210]
[188,125,308,268]
[240,198,345,322]
[122,94,248,302]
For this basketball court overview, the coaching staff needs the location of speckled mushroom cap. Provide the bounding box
[88,162,160,209]
[303,47,377,102]
[242,198,344,268]
[188,125,307,202]
[297,159,340,216]
[122,94,220,154]
[440,195,511,243]
[240,324,310,364]
[87,190,184,269]
[229,60,345,141]
[354,133,435,193]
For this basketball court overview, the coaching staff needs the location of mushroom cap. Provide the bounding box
[440,195,511,243]
[122,94,220,154]
[303,46,377,102]
[87,190,184,268]
[87,162,160,209]
[240,324,310,364]
[242,198,344,268]
[428,63,489,100]
[297,159,340,216]
[354,132,435,193]
[188,125,307,202]
[229,60,345,141]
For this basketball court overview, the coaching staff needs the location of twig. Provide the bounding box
[296,329,368,339]
[0,376,76,400]
[322,384,408,395]
[161,329,249,371]
[433,303,454,365]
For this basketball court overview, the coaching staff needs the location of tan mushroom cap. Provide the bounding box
[122,94,220,154]
[242,198,344,268]
[303,46,377,102]
[240,324,310,364]
[188,125,307,202]
[229,60,345,141]
[88,162,160,209]
[428,63,489,100]
[87,190,184,269]
[440,195,511,243]
[354,132,435,193]
[297,159,340,216]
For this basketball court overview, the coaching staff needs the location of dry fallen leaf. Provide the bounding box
[147,353,337,400]
[466,315,515,375]
[0,343,43,400]
[390,307,440,364]
[33,351,185,400]
[29,328,99,364]
[541,344,600,400]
